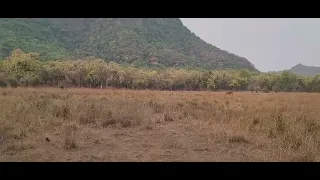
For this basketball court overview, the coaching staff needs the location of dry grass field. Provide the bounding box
[0,87,320,162]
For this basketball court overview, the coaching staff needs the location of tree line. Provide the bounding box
[1,49,320,93]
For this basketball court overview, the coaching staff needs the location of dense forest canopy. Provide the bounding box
[0,18,256,70]
[1,49,320,93]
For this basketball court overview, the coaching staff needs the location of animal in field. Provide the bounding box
[226,91,233,95]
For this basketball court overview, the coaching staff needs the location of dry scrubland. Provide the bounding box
[0,88,320,162]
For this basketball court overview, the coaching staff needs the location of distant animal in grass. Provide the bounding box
[226,91,233,95]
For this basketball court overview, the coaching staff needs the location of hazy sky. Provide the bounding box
[181,18,320,72]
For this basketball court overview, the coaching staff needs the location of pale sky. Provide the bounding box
[181,18,320,72]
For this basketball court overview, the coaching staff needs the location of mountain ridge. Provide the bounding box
[290,63,320,76]
[0,18,257,71]
[269,63,320,76]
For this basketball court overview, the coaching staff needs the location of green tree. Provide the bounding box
[2,49,42,85]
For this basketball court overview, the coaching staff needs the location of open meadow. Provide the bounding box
[0,88,320,162]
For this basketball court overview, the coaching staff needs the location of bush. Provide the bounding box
[0,73,17,88]
[7,77,19,88]
[0,73,7,87]
[19,75,40,87]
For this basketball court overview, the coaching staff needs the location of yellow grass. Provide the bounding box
[0,87,320,162]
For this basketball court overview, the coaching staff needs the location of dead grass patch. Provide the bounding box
[228,135,250,144]
[1,88,320,161]
[63,123,77,150]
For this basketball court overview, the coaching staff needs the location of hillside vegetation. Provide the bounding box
[270,64,320,77]
[0,18,256,70]
[1,49,320,93]
[289,64,320,77]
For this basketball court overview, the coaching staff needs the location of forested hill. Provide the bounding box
[0,18,257,71]
[269,64,320,77]
[289,64,320,76]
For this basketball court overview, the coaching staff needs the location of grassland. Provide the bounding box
[0,88,320,162]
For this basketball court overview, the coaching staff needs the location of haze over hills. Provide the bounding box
[0,18,256,71]
[289,64,320,76]
[269,63,320,76]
